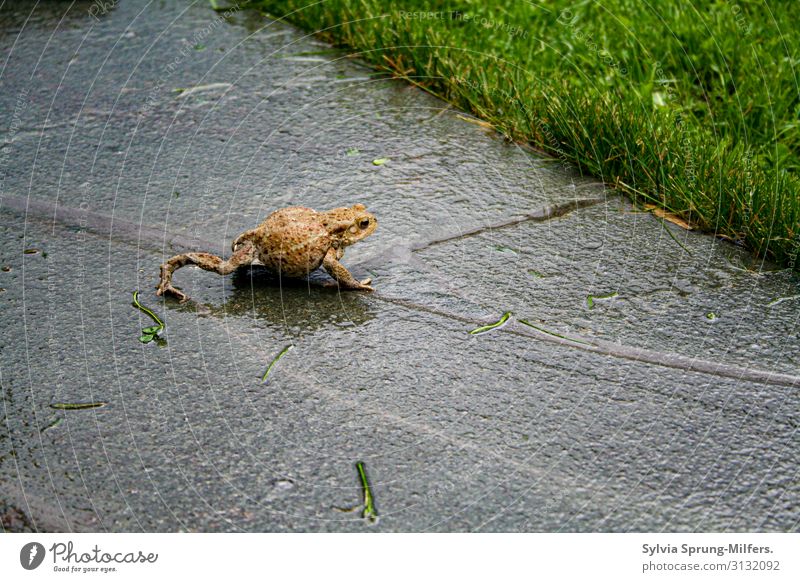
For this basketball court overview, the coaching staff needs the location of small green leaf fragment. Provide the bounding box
[41,417,62,433]
[50,402,107,410]
[372,158,389,166]
[706,312,717,320]
[332,505,360,513]
[469,311,512,335]
[132,291,165,342]
[528,269,546,278]
[587,291,618,309]
[262,344,294,382]
[660,219,693,255]
[767,294,800,307]
[356,461,379,524]
[346,147,360,156]
[493,244,518,255]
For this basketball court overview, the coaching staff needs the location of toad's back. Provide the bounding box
[253,207,332,277]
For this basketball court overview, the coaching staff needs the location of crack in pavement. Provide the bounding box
[410,196,609,251]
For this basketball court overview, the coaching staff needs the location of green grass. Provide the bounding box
[248,0,799,269]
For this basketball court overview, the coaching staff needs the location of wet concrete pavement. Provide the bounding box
[1,1,798,532]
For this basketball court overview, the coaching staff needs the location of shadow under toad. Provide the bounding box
[167,265,377,336]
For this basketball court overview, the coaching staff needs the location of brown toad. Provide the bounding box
[156,204,378,302]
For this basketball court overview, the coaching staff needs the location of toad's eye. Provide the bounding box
[358,219,370,229]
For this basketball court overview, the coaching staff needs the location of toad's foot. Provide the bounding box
[232,228,257,252]
[323,248,374,291]
[156,277,189,303]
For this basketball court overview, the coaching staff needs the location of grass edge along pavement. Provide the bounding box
[245,0,799,270]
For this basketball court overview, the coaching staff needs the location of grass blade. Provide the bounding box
[262,344,294,382]
[50,402,107,410]
[356,461,378,524]
[469,311,512,335]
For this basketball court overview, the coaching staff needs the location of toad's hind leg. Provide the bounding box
[156,241,257,302]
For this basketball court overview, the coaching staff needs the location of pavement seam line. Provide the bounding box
[5,194,798,389]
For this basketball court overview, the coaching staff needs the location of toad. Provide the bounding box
[156,204,377,302]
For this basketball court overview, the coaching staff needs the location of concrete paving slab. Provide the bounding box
[408,198,800,377]
[1,0,798,532]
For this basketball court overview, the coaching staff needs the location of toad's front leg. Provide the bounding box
[322,247,373,291]
[156,241,257,302]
